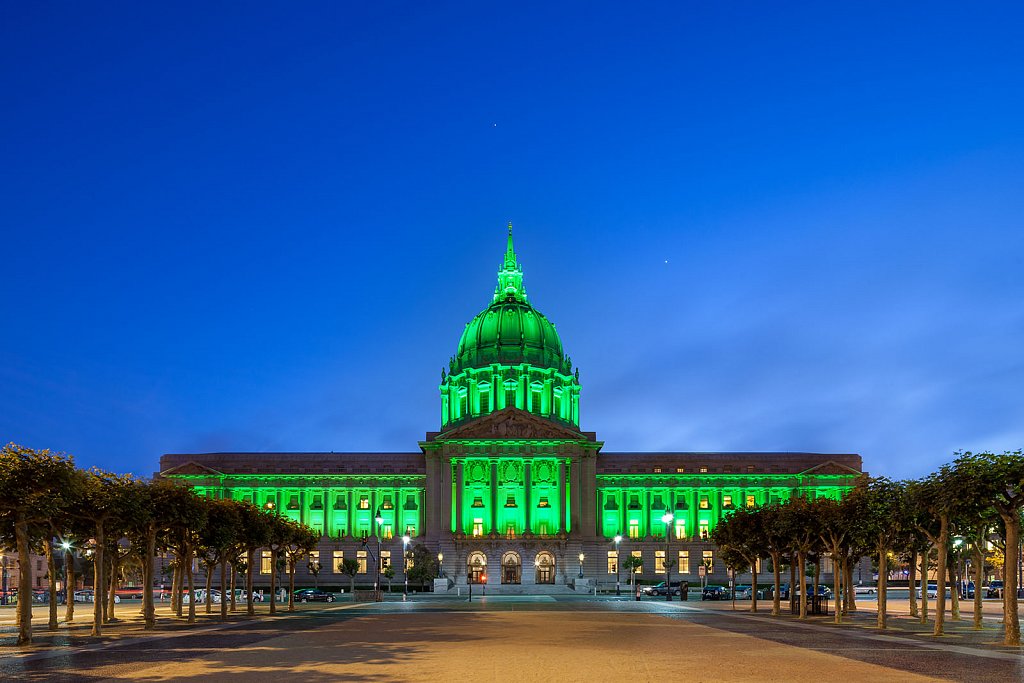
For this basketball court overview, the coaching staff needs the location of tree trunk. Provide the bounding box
[932,517,949,636]
[877,545,888,629]
[950,554,960,621]
[908,548,918,618]
[1000,511,1021,646]
[833,552,842,624]
[92,523,105,636]
[186,547,196,624]
[65,547,75,623]
[845,558,856,612]
[230,562,237,612]
[246,549,255,616]
[205,562,214,614]
[14,516,34,645]
[269,549,277,615]
[288,558,296,612]
[919,547,929,625]
[220,560,228,621]
[771,551,781,616]
[812,558,819,607]
[107,552,118,622]
[798,553,807,619]
[143,530,156,629]
[45,540,58,630]
[173,558,183,617]
[750,561,758,613]
[973,547,984,630]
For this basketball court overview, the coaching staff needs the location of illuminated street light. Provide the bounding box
[662,512,674,601]
[437,551,444,578]
[402,535,411,597]
[374,510,385,594]
[578,552,585,579]
[613,534,622,596]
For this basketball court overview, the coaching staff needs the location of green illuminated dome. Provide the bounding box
[440,224,580,429]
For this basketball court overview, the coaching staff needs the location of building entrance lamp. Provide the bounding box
[402,535,411,596]
[374,509,384,593]
[578,552,585,579]
[437,551,444,578]
[614,534,622,596]
[662,512,674,601]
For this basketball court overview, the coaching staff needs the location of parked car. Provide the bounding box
[182,589,221,605]
[643,581,684,597]
[915,584,952,599]
[292,588,336,603]
[733,585,753,599]
[73,589,119,603]
[701,585,729,601]
[853,584,876,595]
[793,585,833,599]
[986,581,1004,599]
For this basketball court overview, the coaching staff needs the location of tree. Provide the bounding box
[711,506,766,613]
[341,557,361,594]
[405,542,438,591]
[860,478,909,629]
[196,498,242,619]
[382,565,395,592]
[236,503,272,617]
[283,522,318,611]
[0,444,79,645]
[622,555,643,593]
[161,483,208,624]
[952,451,1024,646]
[779,497,821,619]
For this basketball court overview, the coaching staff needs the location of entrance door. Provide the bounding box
[502,552,521,584]
[467,552,487,584]
[535,551,555,584]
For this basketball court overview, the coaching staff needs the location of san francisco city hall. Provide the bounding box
[160,227,862,591]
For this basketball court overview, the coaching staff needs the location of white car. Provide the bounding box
[73,590,119,603]
[854,585,876,595]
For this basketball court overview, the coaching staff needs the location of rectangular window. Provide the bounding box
[723,495,733,509]
[655,550,666,574]
[679,551,690,574]
[699,496,709,509]
[504,382,517,409]
[607,550,618,574]
[699,466,708,474]
[382,524,393,540]
[405,524,416,537]
[472,518,484,537]
[676,467,685,473]
[653,467,662,474]
[308,550,320,568]
[675,519,686,539]
[631,550,642,573]
[357,550,367,574]
[333,550,346,572]
[479,389,491,414]
[358,496,369,509]
[261,551,272,575]
[703,550,713,573]
[628,520,640,540]
[381,550,391,569]
[699,521,710,539]
[746,465,755,473]
[746,495,756,508]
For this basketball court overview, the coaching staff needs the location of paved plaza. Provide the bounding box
[0,597,1021,681]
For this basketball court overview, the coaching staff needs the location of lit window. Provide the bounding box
[538,497,550,508]
[699,496,709,510]
[538,522,549,535]
[675,519,686,539]
[631,550,642,573]
[308,550,320,566]
[699,466,708,474]
[699,522,710,539]
[607,550,619,574]
[357,550,367,574]
[472,518,484,537]
[506,524,516,539]
[653,467,662,474]
[358,497,369,510]
[746,465,755,473]
[676,467,685,473]
[628,520,640,540]
[504,495,517,508]
[382,497,393,510]
[723,495,734,509]
[261,551,272,575]
[471,497,485,508]
[332,550,344,573]
[655,550,666,574]
[406,524,416,537]
[381,550,391,569]
[679,551,690,574]
[382,525,393,540]
[746,495,756,508]
[404,551,414,571]
[702,550,713,572]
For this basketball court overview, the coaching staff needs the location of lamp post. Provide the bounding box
[662,512,674,601]
[578,552,585,579]
[437,551,444,578]
[402,535,411,597]
[374,509,384,594]
[614,534,622,596]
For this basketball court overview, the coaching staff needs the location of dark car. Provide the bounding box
[644,581,684,596]
[292,588,336,603]
[986,581,1003,599]
[701,585,729,601]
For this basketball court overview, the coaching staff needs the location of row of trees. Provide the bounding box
[711,450,1024,646]
[0,443,322,646]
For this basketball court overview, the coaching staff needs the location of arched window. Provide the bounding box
[501,551,521,584]
[534,551,555,584]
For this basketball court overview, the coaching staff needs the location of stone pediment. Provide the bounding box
[436,408,587,441]
[798,460,861,476]
[161,461,224,477]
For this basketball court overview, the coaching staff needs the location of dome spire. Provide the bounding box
[494,222,528,303]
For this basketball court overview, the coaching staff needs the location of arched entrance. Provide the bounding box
[501,551,521,584]
[535,551,555,584]
[467,551,487,584]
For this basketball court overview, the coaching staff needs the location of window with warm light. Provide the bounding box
[699,466,708,474]
[703,550,713,572]
[699,522,710,539]
[653,467,662,473]
[699,496,709,509]
[357,550,367,574]
[472,518,484,537]
[607,550,618,574]
[679,551,690,574]
[358,497,369,510]
[631,550,642,572]
[655,550,666,574]
[675,519,686,539]
[746,495,756,508]
[381,550,391,569]
[260,551,272,575]
[723,495,734,509]
[332,550,344,573]
[628,520,640,539]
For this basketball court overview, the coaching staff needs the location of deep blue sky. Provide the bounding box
[3,2,1022,479]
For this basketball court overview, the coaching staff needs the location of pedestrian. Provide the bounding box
[635,584,642,601]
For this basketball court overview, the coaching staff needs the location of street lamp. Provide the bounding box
[374,509,384,594]
[402,535,411,597]
[614,534,623,596]
[437,551,444,578]
[662,512,674,601]
[578,552,585,579]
